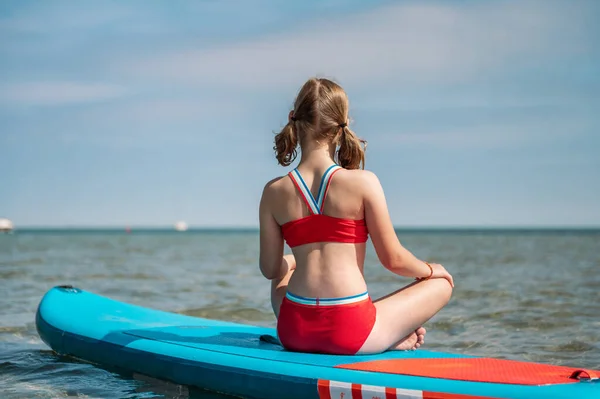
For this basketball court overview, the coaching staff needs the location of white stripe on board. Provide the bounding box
[321,381,424,399]
[395,387,424,399]
[328,380,353,398]
[359,384,387,399]
[360,384,423,399]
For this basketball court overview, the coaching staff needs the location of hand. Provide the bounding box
[417,263,454,288]
[430,263,454,287]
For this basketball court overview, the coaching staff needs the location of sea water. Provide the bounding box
[1,228,598,398]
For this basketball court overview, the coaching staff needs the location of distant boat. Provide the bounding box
[0,218,14,233]
[174,221,188,232]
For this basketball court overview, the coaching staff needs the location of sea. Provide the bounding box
[0,228,599,398]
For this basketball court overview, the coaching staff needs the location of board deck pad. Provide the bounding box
[337,357,600,385]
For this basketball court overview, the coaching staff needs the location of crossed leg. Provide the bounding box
[269,256,453,354]
[357,278,453,354]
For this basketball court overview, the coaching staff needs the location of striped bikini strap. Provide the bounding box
[316,164,342,213]
[288,165,343,215]
[288,169,320,215]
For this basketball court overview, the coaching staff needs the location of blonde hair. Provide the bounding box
[273,78,367,170]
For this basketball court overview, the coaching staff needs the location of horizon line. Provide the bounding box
[6,225,600,231]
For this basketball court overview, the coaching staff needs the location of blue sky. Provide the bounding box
[1,0,599,228]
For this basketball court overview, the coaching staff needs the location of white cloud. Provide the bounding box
[389,128,534,149]
[118,1,591,90]
[0,82,128,106]
[22,96,257,150]
[0,1,133,34]
[382,118,590,150]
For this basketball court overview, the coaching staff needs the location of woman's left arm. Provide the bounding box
[259,181,286,280]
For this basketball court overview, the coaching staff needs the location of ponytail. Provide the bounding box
[273,78,364,168]
[336,127,367,170]
[273,122,298,166]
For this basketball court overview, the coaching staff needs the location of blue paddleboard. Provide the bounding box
[35,286,599,399]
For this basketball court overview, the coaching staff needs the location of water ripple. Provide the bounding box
[1,230,599,397]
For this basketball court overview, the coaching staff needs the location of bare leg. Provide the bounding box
[357,278,453,354]
[389,327,427,351]
[270,255,295,318]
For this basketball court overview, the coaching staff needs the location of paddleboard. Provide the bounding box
[36,286,599,399]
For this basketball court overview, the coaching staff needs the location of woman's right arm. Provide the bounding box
[362,171,453,286]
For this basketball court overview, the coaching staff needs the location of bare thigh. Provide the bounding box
[358,278,453,354]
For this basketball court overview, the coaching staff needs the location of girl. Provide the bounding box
[259,77,454,355]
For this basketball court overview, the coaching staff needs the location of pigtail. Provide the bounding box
[273,122,298,166]
[336,126,367,170]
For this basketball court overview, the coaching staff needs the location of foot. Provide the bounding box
[393,327,427,351]
[415,327,426,348]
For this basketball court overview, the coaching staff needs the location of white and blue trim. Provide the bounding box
[286,291,369,306]
[315,165,342,211]
[289,169,320,214]
[289,164,342,215]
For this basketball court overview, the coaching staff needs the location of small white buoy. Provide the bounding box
[0,218,14,233]
[174,221,188,232]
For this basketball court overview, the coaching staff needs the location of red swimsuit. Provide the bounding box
[276,165,376,355]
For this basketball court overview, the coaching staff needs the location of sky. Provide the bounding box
[1,0,599,228]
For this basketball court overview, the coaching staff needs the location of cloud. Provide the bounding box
[0,1,133,34]
[380,117,591,150]
[118,1,594,91]
[390,128,544,149]
[0,94,263,152]
[0,82,128,106]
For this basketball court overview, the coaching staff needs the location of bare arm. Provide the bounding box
[258,181,286,280]
[362,171,432,278]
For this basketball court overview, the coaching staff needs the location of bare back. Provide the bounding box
[265,165,370,298]
[261,76,452,355]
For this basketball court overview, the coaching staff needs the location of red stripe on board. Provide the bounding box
[385,387,398,399]
[318,379,501,399]
[351,383,362,399]
[317,379,331,399]
[423,391,500,399]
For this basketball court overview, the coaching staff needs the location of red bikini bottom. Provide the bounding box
[276,291,377,355]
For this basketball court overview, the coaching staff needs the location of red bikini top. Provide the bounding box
[281,164,369,248]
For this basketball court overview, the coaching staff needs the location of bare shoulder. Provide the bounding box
[335,168,382,190]
[261,175,288,199]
